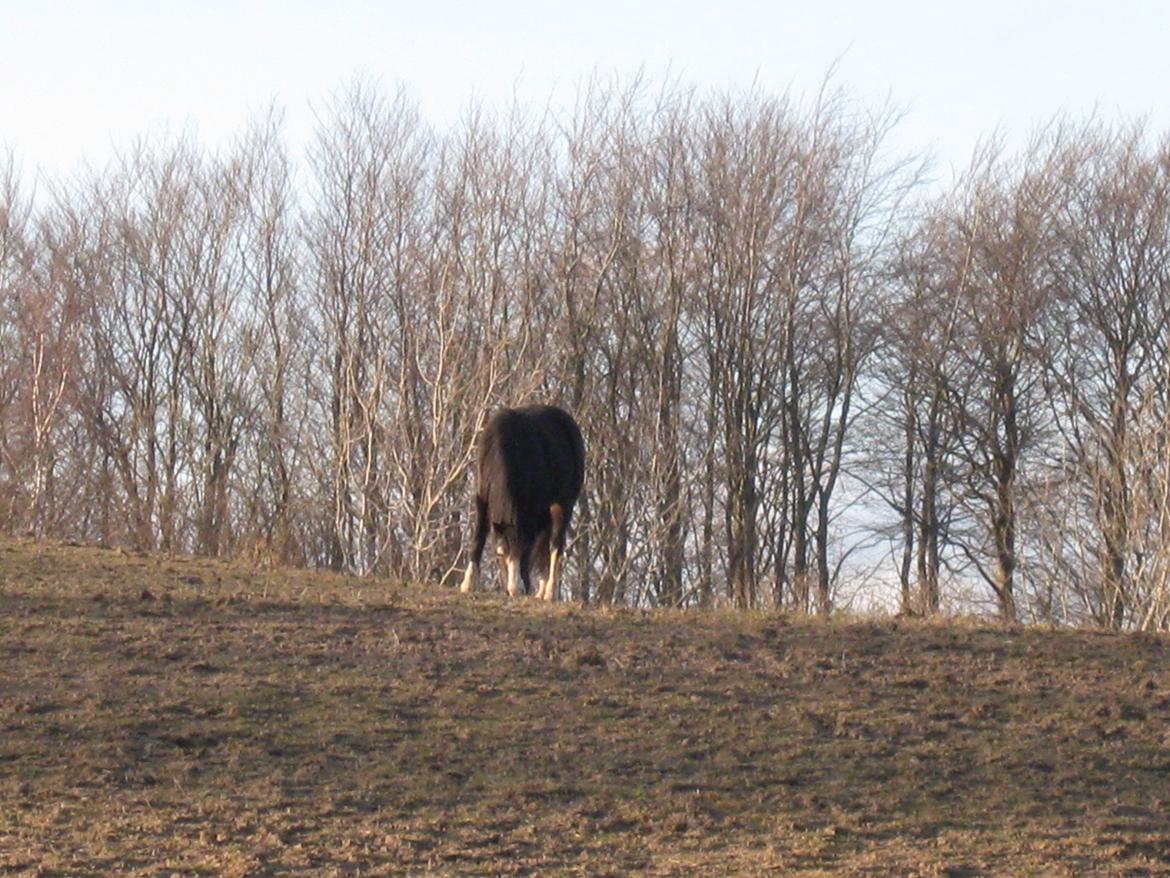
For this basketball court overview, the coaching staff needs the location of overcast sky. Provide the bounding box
[4,0,1169,182]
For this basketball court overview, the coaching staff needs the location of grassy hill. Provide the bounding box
[2,537,1169,876]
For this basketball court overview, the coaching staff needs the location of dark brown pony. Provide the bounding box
[459,405,585,600]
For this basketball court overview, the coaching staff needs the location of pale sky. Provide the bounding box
[4,0,1169,182]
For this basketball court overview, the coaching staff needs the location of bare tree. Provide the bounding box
[232,108,309,564]
[1041,121,1170,627]
[0,154,33,530]
[306,82,430,572]
[869,206,966,615]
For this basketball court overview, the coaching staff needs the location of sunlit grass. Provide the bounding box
[2,536,1169,875]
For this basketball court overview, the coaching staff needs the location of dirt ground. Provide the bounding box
[3,537,1170,876]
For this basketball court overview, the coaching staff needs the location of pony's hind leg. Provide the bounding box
[505,551,522,597]
[541,503,566,602]
[460,495,489,593]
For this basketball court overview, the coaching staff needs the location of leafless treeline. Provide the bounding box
[3,80,1170,628]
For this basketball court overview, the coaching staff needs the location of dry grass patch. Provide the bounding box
[3,537,1170,875]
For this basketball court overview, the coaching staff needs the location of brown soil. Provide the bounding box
[3,537,1170,876]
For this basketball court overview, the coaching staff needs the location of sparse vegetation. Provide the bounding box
[3,537,1170,875]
